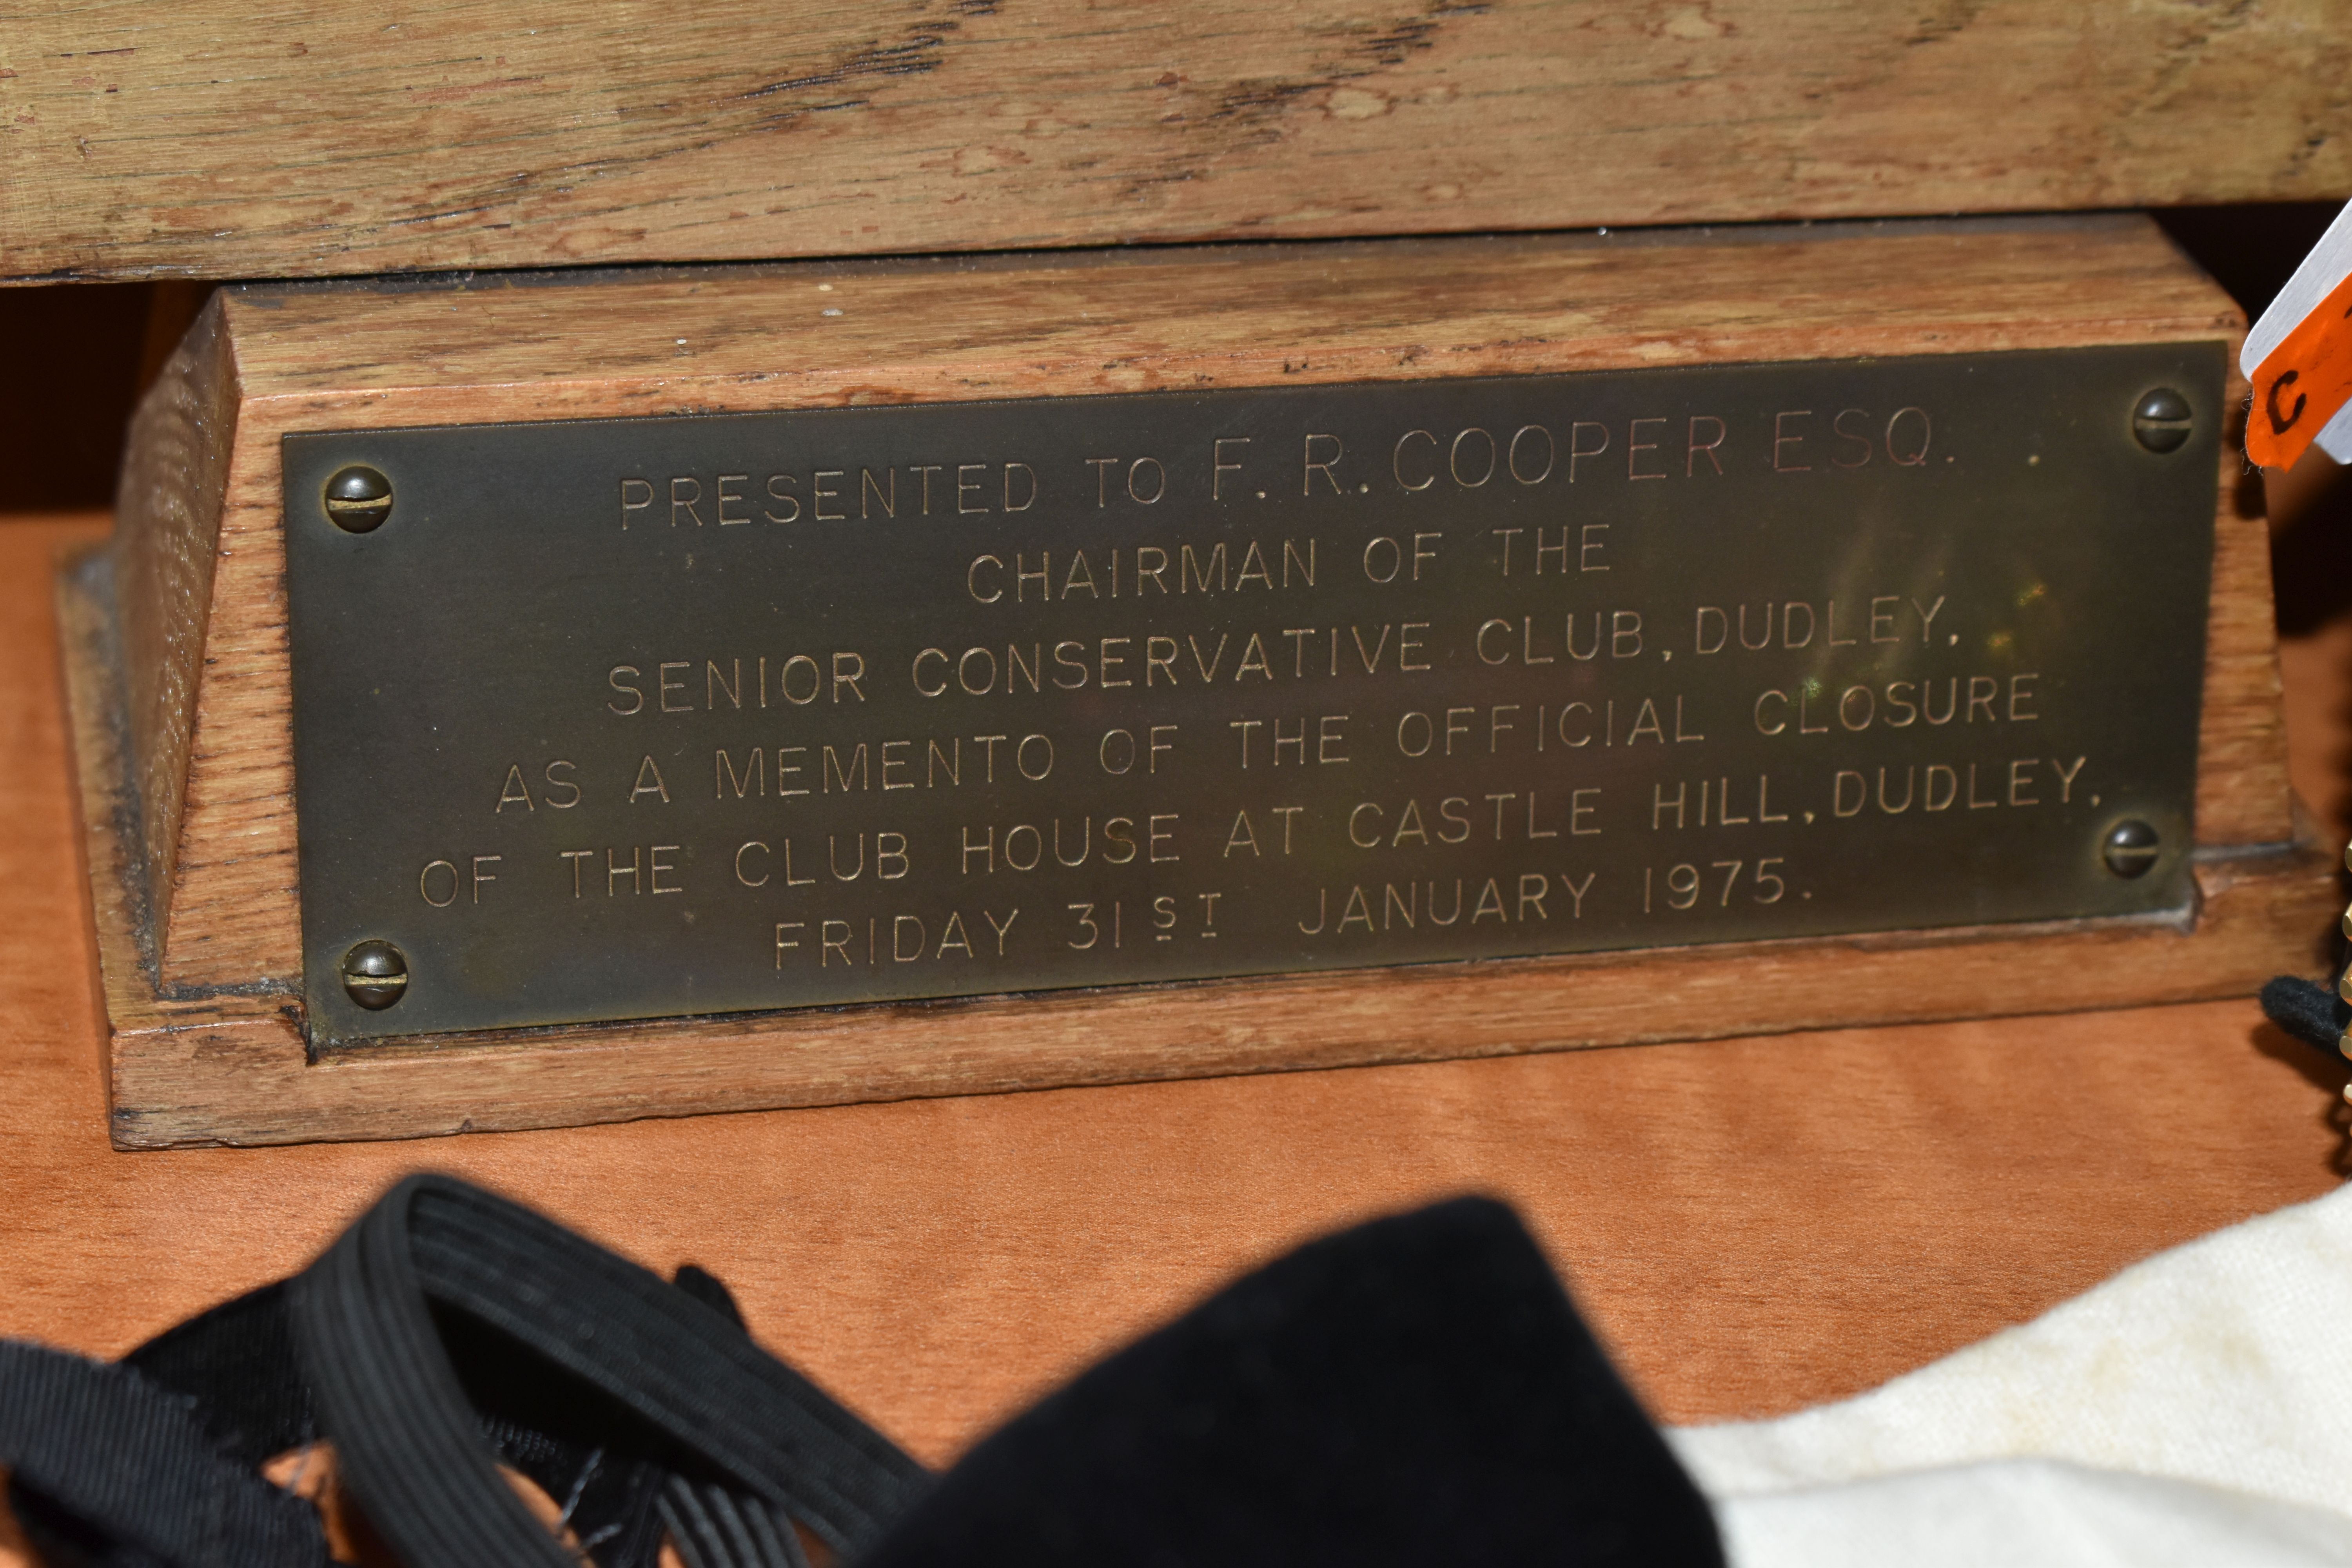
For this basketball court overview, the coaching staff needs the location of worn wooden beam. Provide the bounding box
[3,1,2348,284]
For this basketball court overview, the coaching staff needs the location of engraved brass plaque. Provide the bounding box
[285,345,2221,1045]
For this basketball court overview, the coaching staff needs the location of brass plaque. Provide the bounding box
[285,345,2220,1045]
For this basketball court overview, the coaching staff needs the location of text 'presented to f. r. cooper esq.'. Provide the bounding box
[284,344,2220,1044]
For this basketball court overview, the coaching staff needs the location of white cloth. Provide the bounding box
[1669,1182,2352,1564]
[1717,1461,2352,1567]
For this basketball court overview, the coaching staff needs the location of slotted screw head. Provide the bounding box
[341,940,409,1009]
[2131,389,2192,454]
[324,466,393,533]
[2101,819,2160,878]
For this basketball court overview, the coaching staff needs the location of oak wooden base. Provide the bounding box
[73,218,2337,1147]
[64,550,2342,1149]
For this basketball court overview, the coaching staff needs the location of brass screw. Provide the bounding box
[2341,868,2352,945]
[341,940,409,1010]
[2339,844,2352,1022]
[2131,389,2193,454]
[2100,819,2160,878]
[324,466,394,533]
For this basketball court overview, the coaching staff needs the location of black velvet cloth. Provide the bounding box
[859,1196,1722,1568]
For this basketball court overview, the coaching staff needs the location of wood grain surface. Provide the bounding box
[2,2,2347,284]
[8,517,2352,1481]
[110,295,234,972]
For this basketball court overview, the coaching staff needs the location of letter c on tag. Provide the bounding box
[2268,369,2308,437]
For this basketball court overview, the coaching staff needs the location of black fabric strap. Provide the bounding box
[292,1185,566,1568]
[287,1174,926,1567]
[0,1340,328,1568]
[658,1476,813,1568]
[12,1178,1724,1568]
[2261,970,2350,1053]
[123,1283,313,1467]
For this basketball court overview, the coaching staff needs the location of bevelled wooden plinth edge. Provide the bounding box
[60,547,2343,1151]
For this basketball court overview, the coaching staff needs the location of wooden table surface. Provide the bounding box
[3,512,2347,1466]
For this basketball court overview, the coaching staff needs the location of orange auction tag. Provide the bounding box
[2247,268,2352,470]
[2245,201,2352,470]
